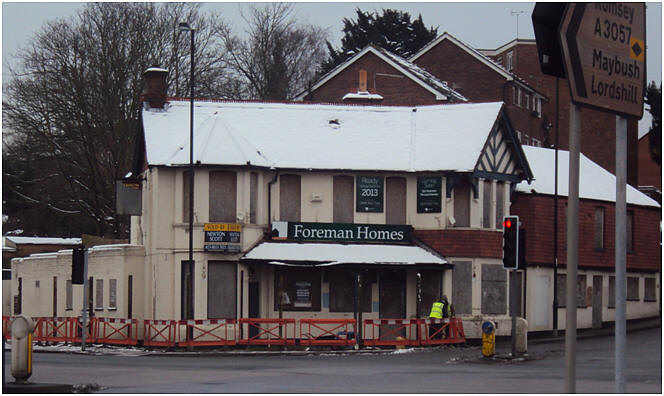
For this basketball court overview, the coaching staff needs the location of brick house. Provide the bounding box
[513,146,660,330]
[410,33,548,149]
[295,44,467,105]
[637,116,661,203]
[477,39,640,187]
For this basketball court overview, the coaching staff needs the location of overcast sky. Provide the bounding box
[2,1,662,84]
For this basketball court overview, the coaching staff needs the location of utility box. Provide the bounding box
[481,320,496,357]
[11,315,35,384]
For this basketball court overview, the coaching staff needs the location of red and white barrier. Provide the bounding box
[143,320,177,348]
[178,319,236,347]
[299,318,356,346]
[96,318,138,346]
[238,318,296,346]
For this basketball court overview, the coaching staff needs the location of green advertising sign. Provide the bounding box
[417,176,442,213]
[356,176,383,212]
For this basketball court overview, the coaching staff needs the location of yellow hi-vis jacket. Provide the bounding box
[429,301,451,319]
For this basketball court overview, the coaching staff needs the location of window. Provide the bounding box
[209,171,237,223]
[535,97,542,117]
[577,275,587,308]
[250,172,258,224]
[608,276,615,308]
[516,130,522,143]
[556,274,566,307]
[512,87,517,105]
[626,211,634,252]
[523,134,529,145]
[183,170,192,222]
[482,180,491,228]
[644,278,657,301]
[109,279,117,310]
[333,176,354,223]
[329,269,371,312]
[279,174,301,221]
[495,182,504,230]
[66,280,73,310]
[95,279,104,310]
[517,88,522,107]
[274,267,321,311]
[556,274,587,307]
[506,51,513,70]
[386,177,407,224]
[525,94,531,110]
[531,138,541,147]
[496,56,503,65]
[594,207,605,250]
[481,264,507,314]
[453,180,470,227]
[627,277,639,300]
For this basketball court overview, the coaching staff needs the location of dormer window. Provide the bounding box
[506,51,514,71]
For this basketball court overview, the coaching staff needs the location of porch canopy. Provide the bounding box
[241,242,450,268]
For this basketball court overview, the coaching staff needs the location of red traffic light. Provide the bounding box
[503,219,512,228]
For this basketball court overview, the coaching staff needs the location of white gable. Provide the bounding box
[142,101,504,173]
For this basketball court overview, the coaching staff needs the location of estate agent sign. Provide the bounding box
[417,176,442,213]
[559,3,646,117]
[204,223,241,252]
[271,221,413,243]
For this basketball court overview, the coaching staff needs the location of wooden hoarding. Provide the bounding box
[559,3,646,118]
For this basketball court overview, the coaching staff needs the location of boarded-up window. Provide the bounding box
[386,177,407,224]
[208,261,237,318]
[481,264,506,314]
[608,276,615,308]
[627,277,639,300]
[280,174,301,221]
[482,181,491,228]
[451,262,472,315]
[183,170,191,223]
[495,182,504,230]
[274,267,321,311]
[95,279,104,310]
[557,274,566,308]
[420,269,442,317]
[333,176,354,223]
[329,269,371,312]
[626,211,634,252]
[594,207,605,250]
[644,278,657,301]
[454,181,470,227]
[109,279,117,309]
[209,171,237,222]
[66,280,73,310]
[250,172,258,224]
[577,275,587,308]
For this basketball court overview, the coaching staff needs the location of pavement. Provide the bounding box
[2,316,660,393]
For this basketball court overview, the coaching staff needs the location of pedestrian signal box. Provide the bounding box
[502,216,519,269]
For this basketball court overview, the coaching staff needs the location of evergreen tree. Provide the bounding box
[645,81,661,166]
[321,8,438,73]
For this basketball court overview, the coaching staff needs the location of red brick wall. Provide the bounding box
[302,52,440,106]
[492,42,639,187]
[414,229,502,258]
[638,135,662,189]
[511,193,661,272]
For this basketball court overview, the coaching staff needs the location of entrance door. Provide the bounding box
[379,269,406,339]
[592,275,603,328]
[207,261,237,319]
[181,261,194,320]
[248,281,260,338]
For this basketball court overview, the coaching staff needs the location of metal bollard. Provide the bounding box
[11,316,35,384]
[481,320,496,357]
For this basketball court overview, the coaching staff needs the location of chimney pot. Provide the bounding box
[143,66,169,109]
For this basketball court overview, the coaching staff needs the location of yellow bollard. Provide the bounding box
[481,320,495,357]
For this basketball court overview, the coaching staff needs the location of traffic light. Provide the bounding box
[502,216,519,269]
[532,3,567,78]
[72,246,85,284]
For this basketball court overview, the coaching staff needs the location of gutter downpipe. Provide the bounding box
[268,170,280,228]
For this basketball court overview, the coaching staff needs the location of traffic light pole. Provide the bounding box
[615,115,627,393]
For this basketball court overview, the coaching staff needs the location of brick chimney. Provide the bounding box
[142,66,169,109]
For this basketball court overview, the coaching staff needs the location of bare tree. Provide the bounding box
[219,3,328,100]
[2,3,233,237]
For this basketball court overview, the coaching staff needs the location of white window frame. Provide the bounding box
[535,97,542,117]
[506,51,514,70]
[532,137,541,147]
[525,93,531,110]
[95,279,104,310]
[109,279,117,310]
[517,88,522,107]
[516,130,522,143]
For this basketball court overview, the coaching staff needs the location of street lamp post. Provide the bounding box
[179,22,195,327]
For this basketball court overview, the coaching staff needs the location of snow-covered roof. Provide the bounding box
[342,92,384,101]
[411,32,544,99]
[638,111,652,140]
[516,146,660,208]
[242,242,447,266]
[4,236,82,245]
[294,45,467,102]
[142,100,505,173]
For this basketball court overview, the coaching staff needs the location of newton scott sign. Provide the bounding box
[271,221,412,243]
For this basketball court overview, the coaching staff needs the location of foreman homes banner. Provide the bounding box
[271,221,412,243]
